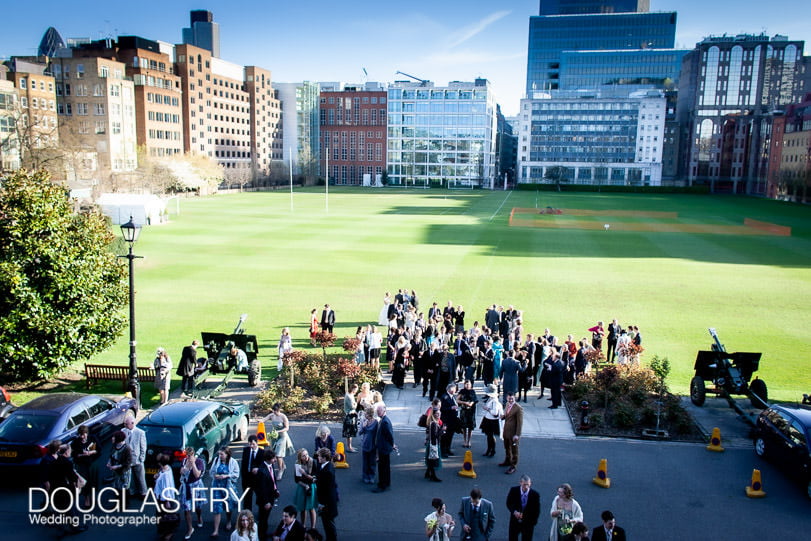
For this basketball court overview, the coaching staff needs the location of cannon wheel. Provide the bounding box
[749,378,768,409]
[690,376,706,406]
[247,359,260,387]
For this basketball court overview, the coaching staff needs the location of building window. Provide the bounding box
[76,64,85,78]
[95,121,106,134]
[76,103,88,115]
[94,104,105,116]
[19,78,27,89]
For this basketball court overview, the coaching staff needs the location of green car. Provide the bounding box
[139,400,250,482]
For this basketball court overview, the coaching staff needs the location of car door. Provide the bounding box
[195,412,221,463]
[85,397,118,440]
[786,420,810,475]
[769,409,797,464]
[65,402,92,442]
[212,405,236,442]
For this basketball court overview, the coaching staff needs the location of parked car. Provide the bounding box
[138,400,250,482]
[753,404,811,498]
[0,387,15,423]
[0,392,137,467]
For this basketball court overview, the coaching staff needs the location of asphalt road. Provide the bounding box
[1,422,809,540]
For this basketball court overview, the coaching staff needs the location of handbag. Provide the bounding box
[428,444,439,460]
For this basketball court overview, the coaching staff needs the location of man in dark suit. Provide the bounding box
[606,319,620,363]
[255,449,278,541]
[439,383,459,458]
[458,487,496,541]
[176,339,199,395]
[372,403,396,492]
[271,504,305,541]
[549,353,565,409]
[499,351,520,405]
[320,304,335,333]
[591,510,626,541]
[428,301,441,321]
[506,474,541,541]
[632,325,642,346]
[485,304,499,334]
[241,435,261,510]
[500,393,523,474]
[315,448,339,541]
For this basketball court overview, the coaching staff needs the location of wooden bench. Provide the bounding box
[84,363,157,390]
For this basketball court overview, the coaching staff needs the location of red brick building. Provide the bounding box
[319,85,386,185]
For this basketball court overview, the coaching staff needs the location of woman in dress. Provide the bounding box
[424,408,444,482]
[292,448,318,529]
[358,406,378,484]
[424,498,455,541]
[313,424,335,457]
[479,384,503,458]
[379,292,391,326]
[230,510,258,541]
[616,328,631,365]
[457,379,478,448]
[106,430,132,491]
[179,446,206,538]
[368,325,382,371]
[343,383,359,453]
[309,309,319,346]
[277,327,293,371]
[154,453,178,541]
[261,403,294,480]
[354,327,366,365]
[210,447,239,537]
[153,347,172,405]
[549,483,584,541]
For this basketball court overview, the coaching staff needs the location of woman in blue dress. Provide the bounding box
[209,447,239,537]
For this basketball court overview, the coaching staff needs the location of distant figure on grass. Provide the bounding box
[153,347,172,405]
[606,319,620,364]
[277,327,293,371]
[379,292,392,326]
[588,321,605,351]
[177,339,199,395]
[309,309,319,346]
[320,304,335,333]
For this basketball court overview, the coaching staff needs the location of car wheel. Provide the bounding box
[236,416,249,442]
[754,437,767,458]
[690,376,706,406]
[749,378,768,408]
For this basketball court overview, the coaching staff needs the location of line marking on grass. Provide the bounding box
[489,191,513,222]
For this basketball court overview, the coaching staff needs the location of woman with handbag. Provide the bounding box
[424,408,444,482]
[293,448,318,529]
[549,483,583,541]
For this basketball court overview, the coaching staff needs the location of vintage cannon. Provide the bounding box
[690,328,767,410]
[196,314,261,395]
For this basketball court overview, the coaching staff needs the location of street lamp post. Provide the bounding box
[119,216,143,410]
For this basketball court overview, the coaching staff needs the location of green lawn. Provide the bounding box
[76,188,811,403]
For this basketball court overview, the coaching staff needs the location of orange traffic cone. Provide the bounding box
[334,441,350,469]
[457,450,477,478]
[592,458,611,488]
[745,469,766,498]
[256,421,268,447]
[706,427,724,452]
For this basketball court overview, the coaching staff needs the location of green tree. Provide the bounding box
[0,170,128,383]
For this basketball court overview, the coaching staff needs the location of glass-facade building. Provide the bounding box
[526,11,677,94]
[277,81,321,178]
[539,0,649,15]
[559,48,688,90]
[517,90,666,185]
[387,79,497,187]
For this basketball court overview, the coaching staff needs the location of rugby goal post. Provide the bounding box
[448,179,475,190]
[403,177,429,189]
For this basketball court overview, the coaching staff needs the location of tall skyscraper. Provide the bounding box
[182,10,220,58]
[539,1,649,15]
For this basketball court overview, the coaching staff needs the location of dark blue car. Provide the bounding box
[754,404,811,499]
[0,392,137,467]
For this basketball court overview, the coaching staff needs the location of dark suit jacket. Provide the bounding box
[321,309,335,327]
[315,461,338,516]
[439,392,459,431]
[458,496,495,540]
[177,345,197,377]
[500,356,520,393]
[241,446,261,491]
[591,525,626,541]
[255,462,278,507]
[375,415,394,455]
[271,519,305,541]
[506,486,540,527]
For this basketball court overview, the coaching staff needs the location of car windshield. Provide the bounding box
[142,425,184,448]
[0,412,58,442]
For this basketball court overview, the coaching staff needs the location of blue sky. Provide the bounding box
[1,1,809,115]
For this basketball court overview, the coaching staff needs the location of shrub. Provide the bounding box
[311,393,335,415]
[612,398,640,429]
[567,375,594,401]
[255,379,306,415]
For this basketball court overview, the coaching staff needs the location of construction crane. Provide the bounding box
[395,70,430,86]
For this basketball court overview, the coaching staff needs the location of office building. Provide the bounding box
[51,55,138,174]
[319,82,387,185]
[767,93,811,200]
[38,27,66,58]
[517,89,666,185]
[386,78,498,187]
[3,59,59,167]
[276,81,321,180]
[0,78,21,171]
[72,36,184,159]
[526,11,676,94]
[182,10,220,58]
[678,34,806,192]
